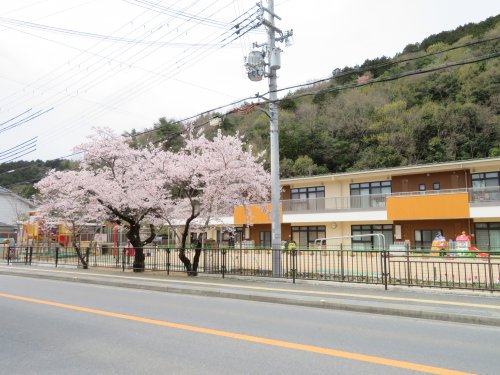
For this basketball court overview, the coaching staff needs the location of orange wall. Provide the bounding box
[234,204,282,225]
[387,193,470,220]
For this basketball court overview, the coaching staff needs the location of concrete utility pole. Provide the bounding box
[245,1,292,277]
[266,0,281,277]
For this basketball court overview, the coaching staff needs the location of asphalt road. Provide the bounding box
[1,274,498,375]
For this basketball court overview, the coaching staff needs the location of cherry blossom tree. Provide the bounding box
[35,170,106,268]
[160,130,271,275]
[36,128,169,272]
[36,128,270,275]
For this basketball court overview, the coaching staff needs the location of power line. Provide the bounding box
[280,51,500,101]
[36,2,263,142]
[0,146,37,163]
[0,0,175,109]
[0,137,37,158]
[0,16,251,47]
[0,108,32,126]
[0,107,54,134]
[2,0,254,133]
[273,35,500,95]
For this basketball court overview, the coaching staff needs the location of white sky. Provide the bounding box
[0,0,499,162]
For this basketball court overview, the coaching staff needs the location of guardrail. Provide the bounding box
[1,245,499,291]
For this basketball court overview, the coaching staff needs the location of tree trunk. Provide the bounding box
[191,233,203,276]
[178,213,199,275]
[126,223,145,272]
[178,249,192,273]
[133,247,145,272]
[71,223,88,269]
[72,241,88,269]
[75,246,88,269]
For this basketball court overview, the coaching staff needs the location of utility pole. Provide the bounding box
[245,1,292,277]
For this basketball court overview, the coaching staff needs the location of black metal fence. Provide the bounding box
[1,245,499,292]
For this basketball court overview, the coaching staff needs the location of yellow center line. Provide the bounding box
[1,266,499,310]
[0,292,476,375]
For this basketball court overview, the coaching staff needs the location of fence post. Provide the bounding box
[406,247,411,287]
[55,247,59,268]
[383,248,388,290]
[340,243,345,281]
[120,248,126,272]
[221,249,226,278]
[154,244,158,271]
[24,247,29,265]
[166,249,170,275]
[488,250,494,291]
[7,246,11,265]
[291,249,296,284]
[29,246,33,265]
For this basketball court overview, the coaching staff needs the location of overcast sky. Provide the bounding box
[0,0,499,162]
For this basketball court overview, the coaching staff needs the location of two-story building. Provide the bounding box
[231,157,500,251]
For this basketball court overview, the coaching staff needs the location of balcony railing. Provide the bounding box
[282,194,389,212]
[469,185,500,203]
[280,186,500,213]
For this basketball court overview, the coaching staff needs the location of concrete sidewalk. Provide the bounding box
[1,263,499,327]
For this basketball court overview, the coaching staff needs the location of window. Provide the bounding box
[433,183,440,190]
[291,226,326,247]
[474,223,500,251]
[471,172,500,188]
[351,225,393,250]
[419,184,426,192]
[414,229,442,250]
[350,181,391,208]
[471,172,500,202]
[259,231,271,248]
[290,186,325,210]
[291,186,325,199]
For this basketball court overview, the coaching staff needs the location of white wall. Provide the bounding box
[0,193,32,225]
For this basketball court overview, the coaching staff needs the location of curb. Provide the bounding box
[2,269,499,327]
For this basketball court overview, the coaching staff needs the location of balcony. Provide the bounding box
[469,186,500,204]
[282,194,388,213]
[279,186,500,214]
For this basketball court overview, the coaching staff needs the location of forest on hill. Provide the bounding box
[1,15,499,198]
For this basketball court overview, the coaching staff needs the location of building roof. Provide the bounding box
[0,221,16,229]
[0,186,34,207]
[281,157,500,184]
